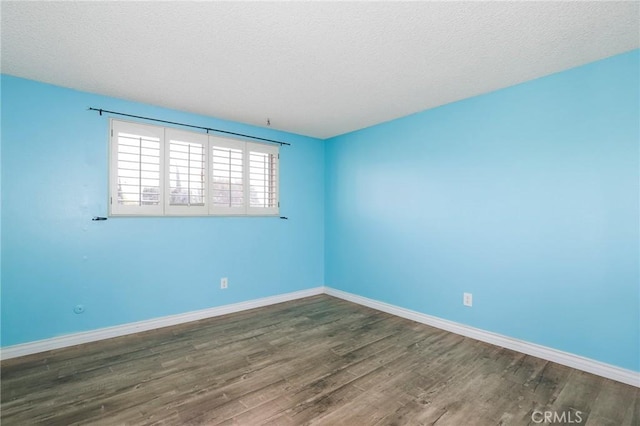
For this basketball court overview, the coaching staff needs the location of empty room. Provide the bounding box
[1,1,638,425]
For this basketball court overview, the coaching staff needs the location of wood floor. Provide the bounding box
[1,295,638,425]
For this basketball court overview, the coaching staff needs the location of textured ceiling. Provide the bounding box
[1,1,638,139]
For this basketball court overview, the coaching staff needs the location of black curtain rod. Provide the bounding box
[88,107,290,146]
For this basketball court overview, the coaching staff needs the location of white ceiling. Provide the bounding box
[1,1,638,139]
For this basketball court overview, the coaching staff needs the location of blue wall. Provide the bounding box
[325,50,640,371]
[1,75,325,346]
[2,51,639,373]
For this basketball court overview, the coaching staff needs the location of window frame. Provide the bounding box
[109,119,280,217]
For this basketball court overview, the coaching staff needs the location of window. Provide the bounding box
[110,119,279,216]
[248,145,279,215]
[165,129,208,215]
[110,120,164,215]
[210,137,245,215]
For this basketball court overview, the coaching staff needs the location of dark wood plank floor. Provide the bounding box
[1,295,638,425]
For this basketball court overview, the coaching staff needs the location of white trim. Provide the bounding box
[3,285,637,388]
[324,287,640,388]
[0,287,324,361]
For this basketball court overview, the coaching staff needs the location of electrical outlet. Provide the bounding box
[463,292,472,307]
[220,277,228,289]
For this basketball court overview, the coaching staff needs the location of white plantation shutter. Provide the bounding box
[247,142,279,215]
[165,129,208,215]
[110,120,164,215]
[210,137,245,215]
[109,120,280,216]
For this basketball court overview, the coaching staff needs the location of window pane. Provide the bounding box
[169,140,206,206]
[249,151,277,208]
[116,132,161,207]
[212,146,243,207]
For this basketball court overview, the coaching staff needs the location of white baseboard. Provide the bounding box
[324,287,640,388]
[3,285,638,388]
[0,287,324,361]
